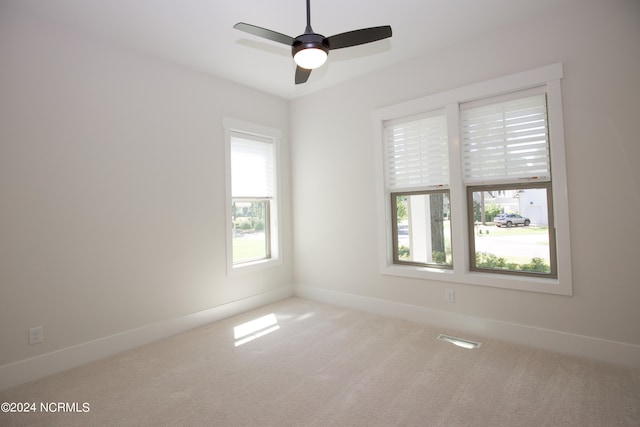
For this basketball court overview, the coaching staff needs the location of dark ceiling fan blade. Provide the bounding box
[326,25,392,50]
[233,22,294,46]
[295,66,312,84]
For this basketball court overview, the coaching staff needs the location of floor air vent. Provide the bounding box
[437,334,482,349]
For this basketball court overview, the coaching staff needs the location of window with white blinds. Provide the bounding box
[461,92,550,184]
[224,117,281,272]
[384,110,448,190]
[373,64,572,294]
[230,133,274,198]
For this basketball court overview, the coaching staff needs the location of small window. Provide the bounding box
[224,118,281,272]
[230,133,274,266]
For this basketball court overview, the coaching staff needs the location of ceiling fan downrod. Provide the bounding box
[292,0,329,70]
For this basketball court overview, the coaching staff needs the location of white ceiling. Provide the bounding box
[3,0,577,99]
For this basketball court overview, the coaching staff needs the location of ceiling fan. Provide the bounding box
[233,0,392,85]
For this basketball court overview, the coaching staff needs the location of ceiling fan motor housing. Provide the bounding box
[292,33,329,58]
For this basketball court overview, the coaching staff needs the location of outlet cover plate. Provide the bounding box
[445,289,455,303]
[29,326,43,345]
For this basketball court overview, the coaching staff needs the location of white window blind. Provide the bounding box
[230,133,274,198]
[461,93,550,184]
[384,110,449,190]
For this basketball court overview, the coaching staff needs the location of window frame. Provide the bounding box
[467,181,557,278]
[231,198,272,264]
[224,118,282,274]
[391,189,453,269]
[372,64,572,295]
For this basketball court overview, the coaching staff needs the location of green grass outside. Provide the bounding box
[475,225,551,269]
[233,237,267,263]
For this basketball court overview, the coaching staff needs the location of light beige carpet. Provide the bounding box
[1,297,639,426]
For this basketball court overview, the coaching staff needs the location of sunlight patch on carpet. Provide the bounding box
[234,313,280,347]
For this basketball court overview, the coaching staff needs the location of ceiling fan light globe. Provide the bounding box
[294,48,328,70]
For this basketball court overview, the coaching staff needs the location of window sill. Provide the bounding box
[228,257,282,275]
[380,264,572,296]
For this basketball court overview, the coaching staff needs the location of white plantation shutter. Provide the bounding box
[461,93,551,184]
[231,133,274,198]
[384,110,449,190]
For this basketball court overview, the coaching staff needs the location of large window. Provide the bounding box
[224,118,281,272]
[373,64,572,295]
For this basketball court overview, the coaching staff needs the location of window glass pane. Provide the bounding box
[232,200,270,264]
[394,192,452,267]
[470,186,555,276]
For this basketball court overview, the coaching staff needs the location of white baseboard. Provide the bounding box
[0,286,293,392]
[294,284,640,369]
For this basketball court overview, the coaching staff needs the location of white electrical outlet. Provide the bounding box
[29,326,43,345]
[445,289,455,303]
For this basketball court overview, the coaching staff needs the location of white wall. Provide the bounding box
[291,0,640,353]
[0,8,292,371]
